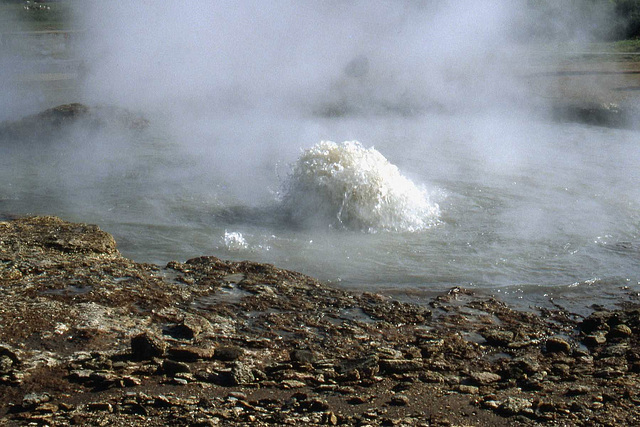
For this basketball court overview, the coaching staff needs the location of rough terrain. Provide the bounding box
[1,216,640,426]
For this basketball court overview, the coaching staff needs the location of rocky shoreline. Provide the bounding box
[0,216,639,425]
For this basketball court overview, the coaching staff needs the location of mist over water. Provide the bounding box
[2,1,640,307]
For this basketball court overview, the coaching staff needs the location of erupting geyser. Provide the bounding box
[281,141,440,232]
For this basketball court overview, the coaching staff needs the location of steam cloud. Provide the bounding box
[74,0,572,116]
[66,1,617,203]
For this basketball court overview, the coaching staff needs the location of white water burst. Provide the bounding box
[223,230,248,251]
[281,140,440,232]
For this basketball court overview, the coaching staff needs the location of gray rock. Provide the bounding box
[290,349,318,364]
[337,355,379,379]
[497,397,533,416]
[22,393,50,409]
[230,362,255,385]
[0,356,13,374]
[379,359,422,374]
[469,371,501,385]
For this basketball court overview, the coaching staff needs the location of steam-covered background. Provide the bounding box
[2,1,640,307]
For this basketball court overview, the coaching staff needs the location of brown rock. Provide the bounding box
[323,411,339,425]
[215,345,244,361]
[469,371,502,385]
[131,332,166,360]
[168,346,215,362]
[481,329,514,346]
[290,349,318,364]
[608,324,632,339]
[584,333,607,347]
[162,359,191,376]
[379,359,422,374]
[389,395,410,406]
[545,337,571,354]
[87,402,114,412]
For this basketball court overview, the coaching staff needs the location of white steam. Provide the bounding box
[73,0,607,117]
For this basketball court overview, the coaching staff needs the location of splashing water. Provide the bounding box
[223,231,248,251]
[281,141,440,232]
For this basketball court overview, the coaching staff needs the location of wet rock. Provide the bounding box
[215,345,244,361]
[120,402,148,416]
[35,402,59,413]
[508,356,541,376]
[281,379,307,389]
[545,337,572,354]
[481,329,514,346]
[347,396,368,405]
[416,335,445,357]
[68,369,93,383]
[5,215,640,426]
[227,391,247,401]
[162,359,191,376]
[298,398,330,412]
[584,333,607,347]
[131,332,166,360]
[153,395,174,408]
[566,385,592,396]
[0,344,20,366]
[580,311,611,334]
[163,323,197,340]
[608,324,633,339]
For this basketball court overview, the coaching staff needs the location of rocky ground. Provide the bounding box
[1,216,640,426]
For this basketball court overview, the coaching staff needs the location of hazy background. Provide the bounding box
[72,0,615,117]
[3,1,640,298]
[58,0,619,204]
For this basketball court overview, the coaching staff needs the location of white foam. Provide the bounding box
[223,230,248,251]
[281,140,440,232]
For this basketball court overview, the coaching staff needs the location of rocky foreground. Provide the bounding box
[1,217,640,426]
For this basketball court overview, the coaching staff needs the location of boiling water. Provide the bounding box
[2,108,640,310]
[281,140,440,232]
